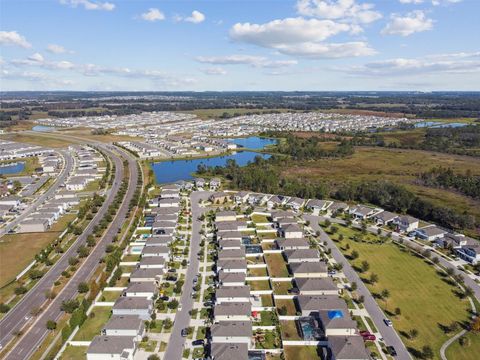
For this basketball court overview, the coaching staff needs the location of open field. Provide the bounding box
[445,331,480,360]
[185,108,291,120]
[284,147,480,227]
[331,225,476,359]
[59,345,87,360]
[0,133,74,148]
[57,128,141,143]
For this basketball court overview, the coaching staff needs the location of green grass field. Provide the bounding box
[264,253,289,278]
[73,307,112,341]
[284,346,321,360]
[332,225,476,359]
[60,345,87,360]
[445,331,480,360]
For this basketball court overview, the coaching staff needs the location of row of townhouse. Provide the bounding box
[87,186,180,359]
[66,146,104,191]
[0,139,52,161]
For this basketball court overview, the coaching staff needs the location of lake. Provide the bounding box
[32,125,57,132]
[0,162,25,175]
[414,121,469,129]
[227,136,277,149]
[152,151,271,184]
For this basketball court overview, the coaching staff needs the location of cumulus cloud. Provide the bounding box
[399,0,424,4]
[200,67,227,75]
[60,0,115,11]
[340,52,480,76]
[229,17,375,58]
[381,10,433,36]
[196,54,297,68]
[185,10,206,24]
[296,0,382,24]
[47,44,73,54]
[0,31,32,48]
[11,53,75,70]
[140,8,165,22]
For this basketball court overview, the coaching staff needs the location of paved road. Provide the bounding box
[164,191,211,360]
[304,215,412,360]
[0,149,74,237]
[0,144,138,359]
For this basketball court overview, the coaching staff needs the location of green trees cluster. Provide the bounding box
[419,167,480,199]
[275,134,354,160]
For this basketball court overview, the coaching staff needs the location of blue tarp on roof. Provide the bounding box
[328,310,344,319]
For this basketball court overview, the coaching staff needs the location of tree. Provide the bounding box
[381,289,390,309]
[168,299,179,309]
[61,299,79,313]
[14,286,28,295]
[0,303,10,313]
[409,329,419,339]
[369,273,379,285]
[46,320,57,330]
[350,282,357,291]
[164,318,173,329]
[78,282,89,294]
[422,345,433,359]
[360,260,370,273]
[458,335,470,347]
[471,316,480,332]
[394,307,401,317]
[351,250,359,260]
[148,355,160,360]
[448,321,459,333]
[446,267,455,276]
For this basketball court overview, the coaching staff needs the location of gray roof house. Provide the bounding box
[211,321,252,344]
[211,343,248,360]
[87,335,136,360]
[218,271,246,286]
[215,285,251,303]
[218,248,246,261]
[297,295,348,317]
[123,282,158,299]
[318,310,357,337]
[102,315,145,340]
[214,301,252,322]
[284,248,320,263]
[328,335,369,360]
[295,277,339,295]
[276,237,310,250]
[289,262,328,278]
[216,259,248,274]
[112,297,153,320]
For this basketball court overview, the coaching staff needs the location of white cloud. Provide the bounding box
[185,10,206,24]
[340,52,480,76]
[229,17,375,58]
[0,31,32,48]
[296,0,382,24]
[140,8,165,22]
[381,10,433,36]
[200,67,227,75]
[196,54,297,68]
[47,44,73,54]
[60,0,115,11]
[399,0,424,4]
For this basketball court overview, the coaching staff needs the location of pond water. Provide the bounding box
[227,136,277,150]
[414,121,469,128]
[32,125,57,132]
[0,162,25,175]
[152,151,271,184]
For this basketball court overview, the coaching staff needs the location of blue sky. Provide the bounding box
[0,0,479,91]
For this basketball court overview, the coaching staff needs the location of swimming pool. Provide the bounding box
[298,318,320,340]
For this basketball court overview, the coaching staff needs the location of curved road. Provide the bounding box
[0,143,138,359]
[0,149,74,237]
[304,214,412,360]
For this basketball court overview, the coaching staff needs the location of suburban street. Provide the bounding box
[0,144,138,359]
[304,214,412,360]
[163,191,211,360]
[0,149,74,237]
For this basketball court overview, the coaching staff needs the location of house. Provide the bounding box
[112,297,153,320]
[317,310,357,337]
[271,210,294,222]
[217,231,243,241]
[374,211,398,226]
[218,239,242,250]
[348,205,381,220]
[210,178,221,190]
[218,271,246,286]
[284,249,320,263]
[286,197,305,212]
[328,335,369,360]
[216,221,248,233]
[211,343,248,360]
[145,236,173,247]
[122,282,157,299]
[0,195,21,207]
[151,221,176,232]
[160,189,180,199]
[218,248,246,261]
[289,262,328,278]
[247,193,265,206]
[216,210,237,222]
[129,268,163,284]
[296,295,348,317]
[329,202,349,214]
[195,178,205,188]
[234,191,250,204]
[393,215,419,233]
[267,195,286,209]
[435,233,470,249]
[87,335,136,360]
[276,237,310,250]
[414,225,447,242]
[141,245,169,259]
[210,321,252,344]
[158,198,180,208]
[456,243,480,264]
[280,223,303,239]
[102,315,145,340]
[216,259,247,274]
[137,256,165,269]
[214,301,251,321]
[276,217,298,229]
[306,199,333,215]
[215,285,251,303]
[294,278,339,295]
[210,192,232,204]
[17,218,49,233]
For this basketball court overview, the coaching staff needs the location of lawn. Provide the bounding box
[60,345,87,360]
[100,290,122,302]
[0,133,74,148]
[280,320,302,341]
[275,298,297,316]
[0,231,61,289]
[332,225,474,359]
[73,307,112,341]
[271,280,294,295]
[445,331,480,360]
[264,253,289,278]
[247,280,271,291]
[248,267,269,277]
[251,214,270,223]
[284,346,322,360]
[261,294,274,307]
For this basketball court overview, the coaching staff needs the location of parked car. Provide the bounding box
[362,334,376,341]
[384,319,393,327]
[192,339,204,346]
[386,346,397,356]
[181,328,188,337]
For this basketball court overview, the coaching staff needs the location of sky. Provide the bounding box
[0,0,479,91]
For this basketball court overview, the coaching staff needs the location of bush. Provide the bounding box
[61,299,79,313]
[14,286,28,295]
[46,320,57,330]
[0,303,10,313]
[78,282,89,293]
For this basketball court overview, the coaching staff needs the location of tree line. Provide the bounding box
[419,167,480,199]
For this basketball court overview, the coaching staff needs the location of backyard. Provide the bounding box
[264,253,290,278]
[73,307,112,341]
